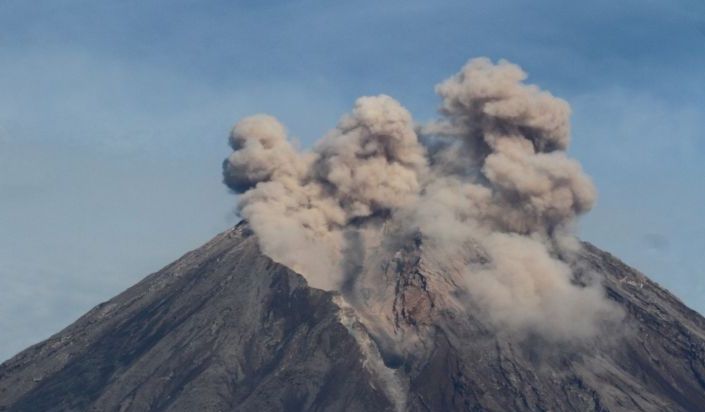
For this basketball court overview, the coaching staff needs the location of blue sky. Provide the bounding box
[1,0,704,361]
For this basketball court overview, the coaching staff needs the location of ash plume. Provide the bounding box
[223,58,621,341]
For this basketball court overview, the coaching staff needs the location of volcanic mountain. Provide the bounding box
[1,221,704,412]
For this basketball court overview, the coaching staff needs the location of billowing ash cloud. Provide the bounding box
[312,95,428,219]
[223,58,621,341]
[423,58,595,234]
[223,114,309,192]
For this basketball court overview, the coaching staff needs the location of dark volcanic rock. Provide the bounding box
[1,223,705,411]
[0,223,392,412]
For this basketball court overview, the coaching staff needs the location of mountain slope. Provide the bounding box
[0,223,393,411]
[1,222,705,411]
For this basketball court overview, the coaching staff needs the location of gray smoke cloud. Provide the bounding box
[223,58,621,341]
[223,95,427,290]
[424,58,595,234]
[223,114,310,192]
[311,95,428,219]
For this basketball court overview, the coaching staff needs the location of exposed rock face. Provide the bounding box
[1,222,705,411]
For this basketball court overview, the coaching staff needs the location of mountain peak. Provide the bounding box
[1,222,705,411]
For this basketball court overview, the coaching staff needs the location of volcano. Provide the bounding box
[1,221,704,412]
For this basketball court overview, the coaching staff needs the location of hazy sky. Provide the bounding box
[1,0,704,362]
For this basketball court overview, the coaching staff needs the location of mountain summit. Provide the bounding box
[1,221,704,412]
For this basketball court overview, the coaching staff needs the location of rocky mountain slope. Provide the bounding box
[1,222,705,411]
